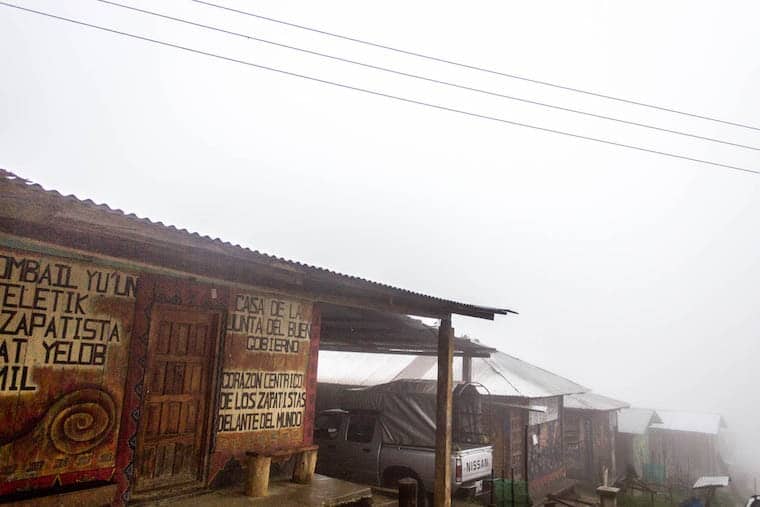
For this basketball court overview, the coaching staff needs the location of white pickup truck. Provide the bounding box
[315,381,494,503]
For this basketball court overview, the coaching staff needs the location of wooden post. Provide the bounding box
[245,453,271,497]
[597,486,621,507]
[462,354,472,383]
[293,448,318,484]
[434,316,454,507]
[399,477,419,507]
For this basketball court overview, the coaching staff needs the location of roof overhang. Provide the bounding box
[319,303,496,357]
[0,170,515,321]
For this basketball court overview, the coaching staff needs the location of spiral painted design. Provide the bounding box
[48,388,116,455]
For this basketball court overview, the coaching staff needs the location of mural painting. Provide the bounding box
[0,249,137,494]
[211,291,314,478]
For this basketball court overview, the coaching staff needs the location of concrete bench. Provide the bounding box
[245,444,319,497]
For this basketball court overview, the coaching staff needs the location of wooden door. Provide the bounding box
[135,306,219,491]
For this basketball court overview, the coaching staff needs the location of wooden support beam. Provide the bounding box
[317,342,492,358]
[292,448,318,484]
[462,354,472,382]
[434,316,454,507]
[245,454,271,497]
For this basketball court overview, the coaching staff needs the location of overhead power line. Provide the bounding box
[1,2,757,176]
[192,0,760,133]
[96,0,760,153]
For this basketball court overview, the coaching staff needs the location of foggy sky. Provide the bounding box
[1,0,759,471]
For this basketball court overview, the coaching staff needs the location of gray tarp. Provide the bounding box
[339,379,486,448]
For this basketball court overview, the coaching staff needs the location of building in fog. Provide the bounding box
[648,410,728,488]
[615,407,662,481]
[318,349,588,503]
[563,392,629,486]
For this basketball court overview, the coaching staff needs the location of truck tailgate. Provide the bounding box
[454,445,493,484]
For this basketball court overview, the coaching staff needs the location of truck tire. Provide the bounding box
[382,467,426,507]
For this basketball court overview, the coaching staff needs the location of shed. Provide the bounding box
[563,392,629,486]
[615,408,663,482]
[648,410,728,488]
[0,170,510,506]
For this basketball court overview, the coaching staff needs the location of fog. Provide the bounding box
[2,0,759,481]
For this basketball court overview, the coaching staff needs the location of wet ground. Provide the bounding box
[153,474,373,507]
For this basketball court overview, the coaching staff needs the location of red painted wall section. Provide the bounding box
[301,304,321,446]
[113,273,155,506]
[114,275,229,505]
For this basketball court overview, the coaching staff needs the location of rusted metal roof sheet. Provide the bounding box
[650,410,726,435]
[564,392,630,411]
[318,350,588,398]
[617,408,663,435]
[0,169,513,320]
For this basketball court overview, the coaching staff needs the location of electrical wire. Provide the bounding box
[96,0,760,153]
[192,0,760,133]
[1,1,757,176]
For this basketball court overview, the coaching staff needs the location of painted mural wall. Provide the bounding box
[0,245,322,504]
[210,290,318,480]
[217,292,312,435]
[0,248,137,495]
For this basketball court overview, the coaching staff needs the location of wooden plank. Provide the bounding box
[433,316,454,507]
[245,455,272,497]
[462,355,473,383]
[10,483,118,507]
[147,393,204,404]
[142,433,198,445]
[318,343,492,358]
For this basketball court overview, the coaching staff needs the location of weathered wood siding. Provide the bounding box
[648,429,721,487]
[490,396,566,501]
[564,409,617,485]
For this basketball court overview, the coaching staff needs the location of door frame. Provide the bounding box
[132,303,225,497]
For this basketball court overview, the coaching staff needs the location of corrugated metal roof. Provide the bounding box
[318,352,419,386]
[318,350,588,399]
[617,408,662,435]
[693,476,730,489]
[462,352,587,398]
[650,410,726,435]
[319,304,495,357]
[0,169,513,319]
[564,392,630,411]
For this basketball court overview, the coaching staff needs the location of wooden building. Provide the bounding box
[317,349,588,504]
[615,408,662,481]
[647,410,728,489]
[0,170,510,505]
[563,392,629,486]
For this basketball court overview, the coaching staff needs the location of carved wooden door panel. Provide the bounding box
[135,306,219,491]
